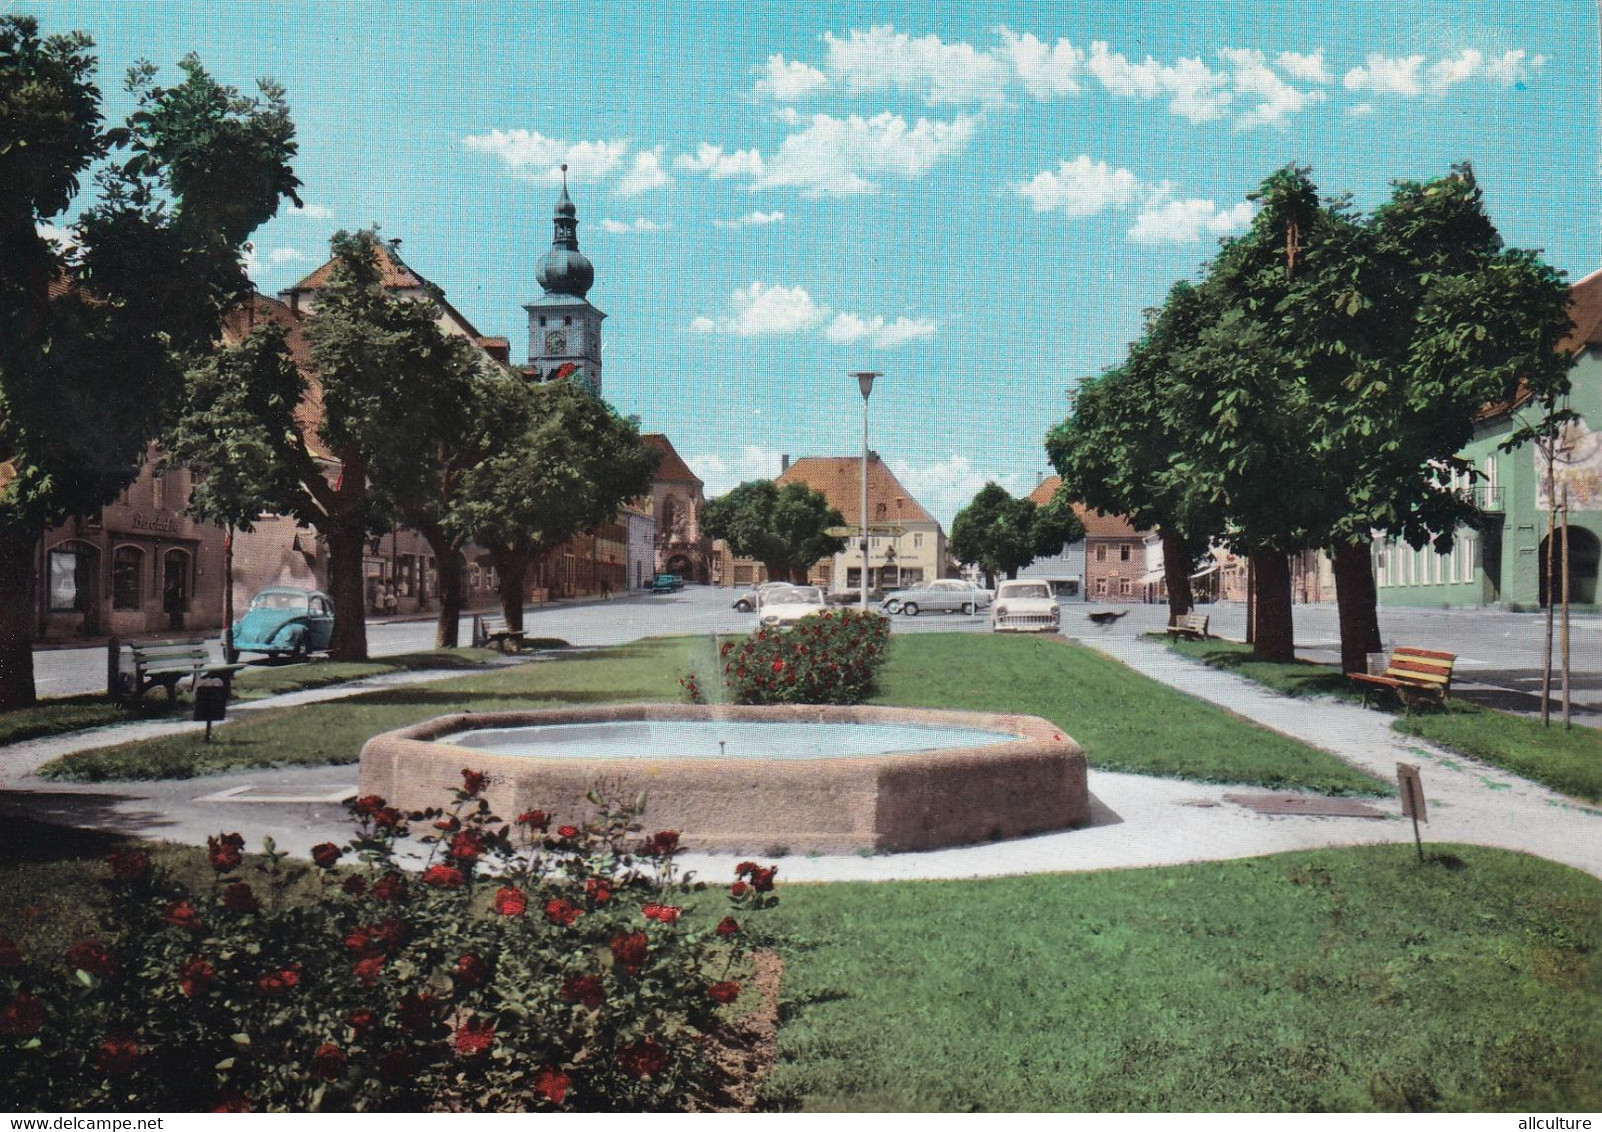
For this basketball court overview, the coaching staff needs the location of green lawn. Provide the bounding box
[875,634,1385,794]
[1168,638,1602,802]
[764,845,1602,1112]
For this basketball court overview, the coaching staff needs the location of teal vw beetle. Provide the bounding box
[230,588,334,662]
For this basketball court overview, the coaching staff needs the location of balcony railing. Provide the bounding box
[1473,485,1504,512]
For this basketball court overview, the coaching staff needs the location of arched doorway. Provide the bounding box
[1539,526,1600,607]
[665,553,692,578]
[46,540,100,634]
[163,548,192,630]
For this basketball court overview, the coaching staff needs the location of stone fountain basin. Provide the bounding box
[359,703,1088,854]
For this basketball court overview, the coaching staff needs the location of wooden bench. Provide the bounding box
[1164,613,1211,640]
[1348,647,1457,710]
[473,614,525,653]
[110,638,245,705]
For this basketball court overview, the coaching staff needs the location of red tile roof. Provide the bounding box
[1479,266,1602,422]
[641,433,701,488]
[220,294,328,456]
[1027,476,1062,506]
[290,240,426,292]
[775,455,937,527]
[1024,475,1142,538]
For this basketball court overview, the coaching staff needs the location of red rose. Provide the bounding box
[342,875,368,897]
[730,881,749,897]
[461,768,489,796]
[311,1042,347,1081]
[493,887,528,917]
[211,1090,251,1113]
[454,1018,495,1056]
[105,848,151,883]
[255,966,300,996]
[311,842,343,868]
[448,830,484,863]
[421,864,464,888]
[544,898,583,926]
[344,928,375,957]
[716,916,739,937]
[164,900,202,932]
[771,659,785,673]
[644,830,680,856]
[353,956,386,987]
[617,1039,668,1079]
[376,1047,414,1084]
[0,993,45,1036]
[707,981,741,1004]
[434,815,460,832]
[178,957,215,998]
[737,861,778,892]
[348,1009,376,1038]
[373,918,408,952]
[66,940,115,978]
[0,933,20,968]
[609,931,649,975]
[516,809,549,829]
[396,992,438,1033]
[221,882,259,913]
[352,794,387,817]
[454,952,489,988]
[207,832,244,873]
[585,877,612,904]
[373,806,404,830]
[642,903,681,924]
[556,824,580,840]
[532,1065,571,1105]
[372,873,406,902]
[560,974,605,1008]
[95,1034,140,1075]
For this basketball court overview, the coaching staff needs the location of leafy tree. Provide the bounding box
[455,380,660,631]
[0,17,299,709]
[949,482,1078,588]
[700,480,847,585]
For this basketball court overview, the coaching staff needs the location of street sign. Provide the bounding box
[826,524,906,538]
[1397,762,1427,862]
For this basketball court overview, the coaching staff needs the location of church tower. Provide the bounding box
[524,164,606,394]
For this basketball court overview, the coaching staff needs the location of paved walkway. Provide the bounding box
[3,637,1599,882]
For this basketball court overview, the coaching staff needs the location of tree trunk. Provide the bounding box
[1561,491,1570,728]
[433,548,465,649]
[222,526,239,664]
[1250,549,1295,662]
[492,547,533,632]
[1160,528,1195,624]
[1332,540,1384,675]
[1542,471,1555,726]
[0,529,39,711]
[325,524,369,661]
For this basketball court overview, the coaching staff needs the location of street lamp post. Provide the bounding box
[852,372,880,613]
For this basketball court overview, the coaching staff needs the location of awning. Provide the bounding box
[1140,570,1165,584]
[1189,564,1220,579]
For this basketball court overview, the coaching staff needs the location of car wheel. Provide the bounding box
[287,631,308,664]
[884,600,902,614]
[734,600,752,612]
[961,602,975,615]
[902,602,919,616]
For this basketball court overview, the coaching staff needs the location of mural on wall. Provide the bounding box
[1536,418,1602,511]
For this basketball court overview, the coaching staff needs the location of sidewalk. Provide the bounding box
[4,633,1599,882]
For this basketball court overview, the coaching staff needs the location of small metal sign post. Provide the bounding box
[1396,762,1427,862]
[193,676,230,742]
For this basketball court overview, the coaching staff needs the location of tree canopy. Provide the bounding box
[701,480,847,584]
[949,482,1081,588]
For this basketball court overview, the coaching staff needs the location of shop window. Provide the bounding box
[112,546,144,610]
[48,546,94,612]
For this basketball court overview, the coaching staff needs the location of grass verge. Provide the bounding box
[37,638,690,781]
[764,845,1602,1112]
[1168,638,1602,802]
[875,634,1386,794]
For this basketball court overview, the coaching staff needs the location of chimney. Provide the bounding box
[780,454,790,472]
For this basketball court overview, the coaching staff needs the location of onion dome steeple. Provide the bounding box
[535,164,594,299]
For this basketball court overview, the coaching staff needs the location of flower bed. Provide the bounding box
[715,608,889,705]
[0,771,777,1112]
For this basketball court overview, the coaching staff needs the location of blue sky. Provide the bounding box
[28,1,1600,525]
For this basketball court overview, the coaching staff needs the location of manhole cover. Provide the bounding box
[195,785,357,805]
[1222,793,1389,819]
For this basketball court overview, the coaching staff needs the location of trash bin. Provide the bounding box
[1366,652,1389,676]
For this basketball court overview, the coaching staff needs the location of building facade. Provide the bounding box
[1017,476,1087,601]
[643,434,713,584]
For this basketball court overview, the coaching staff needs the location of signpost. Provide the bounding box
[1396,762,1427,862]
[826,525,905,538]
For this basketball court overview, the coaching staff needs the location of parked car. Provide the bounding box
[759,585,830,628]
[825,587,886,606]
[734,581,796,612]
[650,573,685,593]
[230,587,335,661]
[881,579,992,616]
[990,581,1060,633]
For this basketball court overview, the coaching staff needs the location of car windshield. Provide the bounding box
[250,592,307,611]
[1000,583,1051,600]
[779,587,823,603]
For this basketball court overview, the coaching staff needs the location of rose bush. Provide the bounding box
[0,771,777,1112]
[715,608,890,706]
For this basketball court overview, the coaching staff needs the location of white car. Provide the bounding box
[733,581,797,612]
[759,585,829,628]
[990,580,1060,633]
[880,579,992,616]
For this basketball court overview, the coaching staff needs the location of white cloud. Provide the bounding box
[688,446,787,499]
[461,128,628,183]
[824,312,938,349]
[1343,53,1425,95]
[615,146,671,196]
[1483,49,1544,86]
[755,53,827,100]
[1427,49,1484,94]
[266,247,307,265]
[712,210,786,229]
[1087,41,1232,123]
[886,455,1036,528]
[598,218,668,234]
[822,25,1010,106]
[1128,197,1255,244]
[691,281,827,337]
[998,27,1084,98]
[1012,155,1143,216]
[1220,47,1326,129]
[674,143,766,180]
[287,202,333,219]
[755,111,979,195]
[1274,50,1330,84]
[34,221,75,249]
